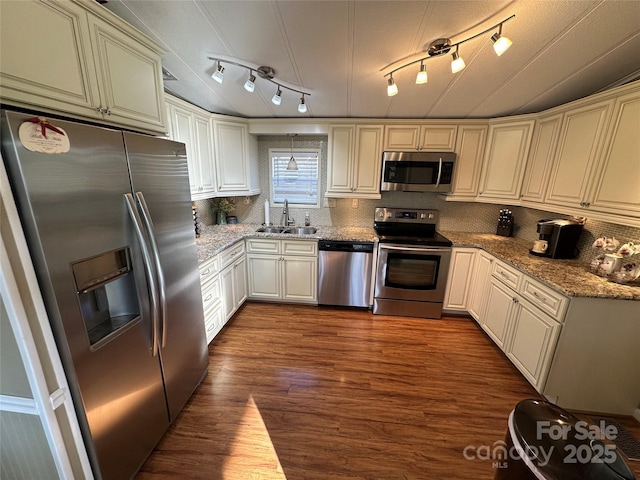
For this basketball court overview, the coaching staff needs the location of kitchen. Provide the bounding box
[1,0,640,479]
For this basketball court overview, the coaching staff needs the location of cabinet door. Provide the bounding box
[545,100,613,208]
[220,264,236,321]
[521,114,562,203]
[0,0,100,118]
[383,125,420,150]
[282,256,318,302]
[215,122,249,193]
[169,105,198,194]
[467,250,494,322]
[88,15,165,131]
[481,279,515,350]
[443,248,476,312]
[247,255,281,299]
[478,120,534,200]
[505,299,561,390]
[327,125,354,194]
[449,125,487,197]
[353,125,383,195]
[588,91,640,218]
[419,125,457,151]
[193,113,216,197]
[234,256,248,308]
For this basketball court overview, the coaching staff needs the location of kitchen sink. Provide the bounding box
[255,226,317,235]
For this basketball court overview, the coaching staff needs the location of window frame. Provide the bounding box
[269,147,321,209]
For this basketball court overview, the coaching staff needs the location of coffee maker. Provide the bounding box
[532,219,584,259]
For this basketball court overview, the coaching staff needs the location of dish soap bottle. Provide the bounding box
[304,212,310,226]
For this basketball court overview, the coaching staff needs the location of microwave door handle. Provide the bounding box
[135,192,167,349]
[435,157,443,188]
[124,193,159,357]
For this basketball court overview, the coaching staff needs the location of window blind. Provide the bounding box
[271,150,319,205]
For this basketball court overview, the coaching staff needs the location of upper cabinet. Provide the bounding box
[383,125,457,151]
[446,124,488,198]
[545,100,614,210]
[0,0,166,134]
[213,121,260,196]
[326,124,383,198]
[477,118,535,201]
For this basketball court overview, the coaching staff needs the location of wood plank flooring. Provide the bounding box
[136,302,640,479]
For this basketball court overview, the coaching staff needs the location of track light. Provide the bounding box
[298,95,307,113]
[211,62,224,84]
[415,61,428,84]
[272,87,282,106]
[208,56,311,113]
[387,75,398,96]
[383,15,514,95]
[491,24,512,56]
[244,71,256,92]
[451,47,466,74]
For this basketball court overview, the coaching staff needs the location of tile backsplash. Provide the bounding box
[195,135,640,262]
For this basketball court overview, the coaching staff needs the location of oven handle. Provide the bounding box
[435,157,443,188]
[379,244,451,254]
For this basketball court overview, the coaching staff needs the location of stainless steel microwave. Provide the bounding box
[380,151,456,193]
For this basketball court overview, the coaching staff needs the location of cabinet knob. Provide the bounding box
[96,107,104,114]
[105,108,112,116]
[512,298,519,304]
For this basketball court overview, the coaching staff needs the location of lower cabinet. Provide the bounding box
[199,254,224,344]
[220,245,247,321]
[443,248,476,313]
[482,278,516,350]
[467,250,494,321]
[246,238,318,303]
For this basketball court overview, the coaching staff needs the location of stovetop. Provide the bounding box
[373,207,452,247]
[376,231,453,247]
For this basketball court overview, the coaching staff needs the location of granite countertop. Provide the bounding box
[441,232,640,301]
[195,225,639,301]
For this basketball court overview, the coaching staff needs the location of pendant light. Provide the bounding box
[287,134,298,171]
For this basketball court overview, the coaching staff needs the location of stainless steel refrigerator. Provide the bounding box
[1,110,208,479]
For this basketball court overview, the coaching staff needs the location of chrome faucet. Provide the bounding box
[282,199,295,226]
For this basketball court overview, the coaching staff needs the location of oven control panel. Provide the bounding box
[374,207,438,224]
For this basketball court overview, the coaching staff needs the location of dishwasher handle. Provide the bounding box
[318,240,374,253]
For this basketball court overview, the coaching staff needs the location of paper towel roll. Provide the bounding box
[264,200,270,225]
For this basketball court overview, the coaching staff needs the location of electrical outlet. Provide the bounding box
[352,198,359,208]
[243,196,251,205]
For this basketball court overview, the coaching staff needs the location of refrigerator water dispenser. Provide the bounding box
[72,248,141,346]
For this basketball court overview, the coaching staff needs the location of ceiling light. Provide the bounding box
[415,61,428,84]
[287,134,298,171]
[272,87,282,106]
[387,75,398,96]
[244,71,256,92]
[383,15,514,94]
[211,62,224,84]
[298,95,307,113]
[451,47,466,74]
[491,24,512,56]
[208,56,311,113]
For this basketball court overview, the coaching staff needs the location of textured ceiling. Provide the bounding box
[105,0,640,119]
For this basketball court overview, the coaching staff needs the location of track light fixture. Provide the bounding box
[208,56,311,113]
[384,15,514,96]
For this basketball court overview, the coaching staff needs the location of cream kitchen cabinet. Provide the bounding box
[520,113,563,204]
[0,0,166,134]
[246,238,318,303]
[383,125,457,151]
[467,249,494,322]
[219,242,247,322]
[477,118,535,201]
[213,121,260,196]
[165,95,216,199]
[326,125,383,198]
[446,124,488,199]
[199,255,224,344]
[443,248,476,313]
[544,99,613,210]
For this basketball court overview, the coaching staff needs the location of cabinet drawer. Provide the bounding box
[282,239,318,256]
[246,238,280,254]
[201,276,221,312]
[492,260,522,291]
[204,302,224,344]
[220,241,245,269]
[199,255,220,284]
[521,277,568,320]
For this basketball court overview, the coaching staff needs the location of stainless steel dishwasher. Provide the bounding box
[318,240,374,307]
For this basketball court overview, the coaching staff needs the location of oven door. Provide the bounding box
[375,243,452,302]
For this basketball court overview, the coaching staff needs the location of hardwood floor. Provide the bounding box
[136,302,639,479]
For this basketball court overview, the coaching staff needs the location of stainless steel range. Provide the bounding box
[373,207,452,319]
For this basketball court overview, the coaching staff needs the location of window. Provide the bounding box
[270,148,320,207]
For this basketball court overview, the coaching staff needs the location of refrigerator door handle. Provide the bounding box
[124,193,160,356]
[135,191,167,349]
